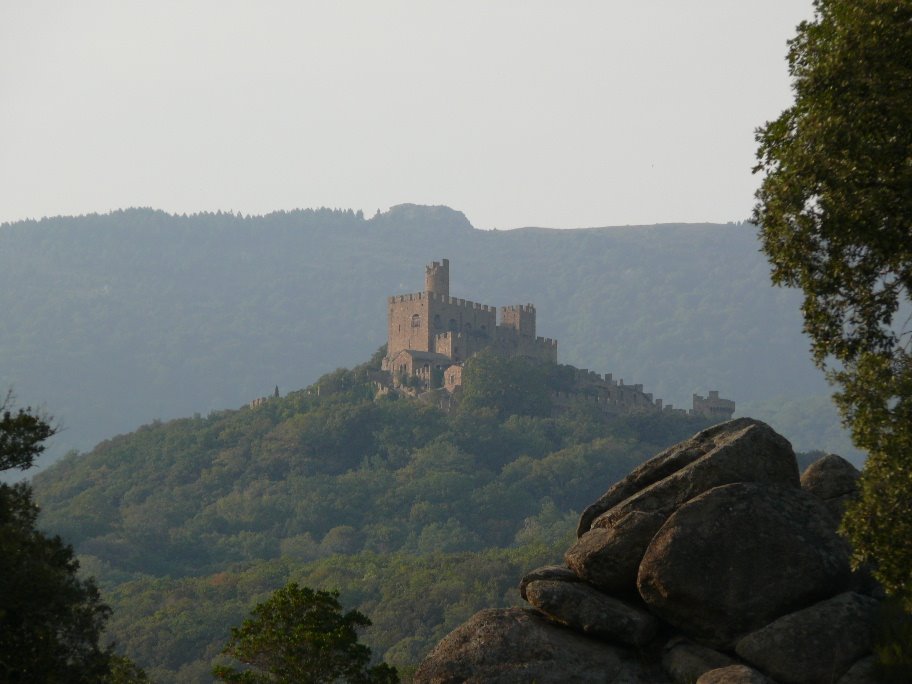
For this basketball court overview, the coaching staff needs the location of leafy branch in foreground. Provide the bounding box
[753,0,912,603]
[1,395,147,682]
[213,583,398,683]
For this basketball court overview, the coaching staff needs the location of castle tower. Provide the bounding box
[500,304,536,338]
[425,259,449,297]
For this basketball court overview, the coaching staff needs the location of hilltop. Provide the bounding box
[32,351,721,680]
[0,204,855,471]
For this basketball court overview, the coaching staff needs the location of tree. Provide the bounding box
[459,351,552,420]
[0,390,55,471]
[0,396,138,681]
[753,0,912,603]
[212,583,398,683]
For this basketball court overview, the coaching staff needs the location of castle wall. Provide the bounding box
[433,330,485,363]
[492,324,557,364]
[388,293,433,354]
[387,292,498,360]
[500,304,536,338]
[444,364,462,391]
[383,259,734,422]
[426,294,497,354]
[692,391,736,419]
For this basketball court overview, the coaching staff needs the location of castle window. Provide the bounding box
[464,322,472,332]
[411,314,421,328]
[448,318,457,332]
[433,314,442,329]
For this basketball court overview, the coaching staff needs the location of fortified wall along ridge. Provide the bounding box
[376,259,734,420]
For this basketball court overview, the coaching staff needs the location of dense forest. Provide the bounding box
[32,352,732,681]
[0,205,857,475]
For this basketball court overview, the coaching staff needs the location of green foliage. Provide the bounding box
[0,401,148,683]
[0,391,55,471]
[0,482,112,682]
[459,351,551,420]
[753,0,912,602]
[212,583,397,683]
[872,598,912,683]
[105,654,152,683]
[28,355,713,680]
[103,545,562,682]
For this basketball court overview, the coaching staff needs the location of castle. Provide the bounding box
[378,259,735,421]
[246,258,734,418]
[382,259,557,388]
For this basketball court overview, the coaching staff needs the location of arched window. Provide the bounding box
[464,322,472,332]
[448,318,458,332]
[433,314,442,329]
[411,314,421,328]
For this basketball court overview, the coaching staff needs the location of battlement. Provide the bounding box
[692,391,736,420]
[431,292,496,312]
[382,261,735,421]
[574,368,617,386]
[425,258,449,297]
[389,292,427,303]
[383,259,738,418]
[388,291,498,313]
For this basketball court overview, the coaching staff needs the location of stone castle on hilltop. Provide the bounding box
[382,259,556,388]
[378,258,735,421]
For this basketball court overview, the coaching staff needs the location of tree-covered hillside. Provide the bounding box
[1,205,854,471]
[32,354,714,681]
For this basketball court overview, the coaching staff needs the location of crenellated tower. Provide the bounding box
[383,258,556,384]
[425,259,449,297]
[500,304,536,338]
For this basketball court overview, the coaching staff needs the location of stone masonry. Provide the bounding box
[380,259,734,421]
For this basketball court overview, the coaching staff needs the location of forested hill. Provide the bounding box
[1,204,854,466]
[31,353,721,680]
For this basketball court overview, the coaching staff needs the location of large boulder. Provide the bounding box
[518,565,582,601]
[524,579,658,646]
[417,420,883,683]
[800,453,860,523]
[661,637,738,684]
[577,418,797,536]
[565,510,666,593]
[735,592,879,683]
[413,607,669,683]
[637,482,853,647]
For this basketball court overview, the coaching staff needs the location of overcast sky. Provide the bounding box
[1,1,815,229]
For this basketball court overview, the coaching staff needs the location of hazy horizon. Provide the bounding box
[2,2,814,230]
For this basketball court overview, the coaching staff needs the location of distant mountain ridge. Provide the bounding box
[0,205,855,467]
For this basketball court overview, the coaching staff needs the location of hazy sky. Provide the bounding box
[2,1,815,229]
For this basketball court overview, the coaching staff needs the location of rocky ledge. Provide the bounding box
[415,418,881,684]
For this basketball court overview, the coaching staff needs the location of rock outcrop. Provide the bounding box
[415,418,883,684]
[734,592,879,683]
[799,453,861,523]
[413,607,667,683]
[637,482,852,646]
